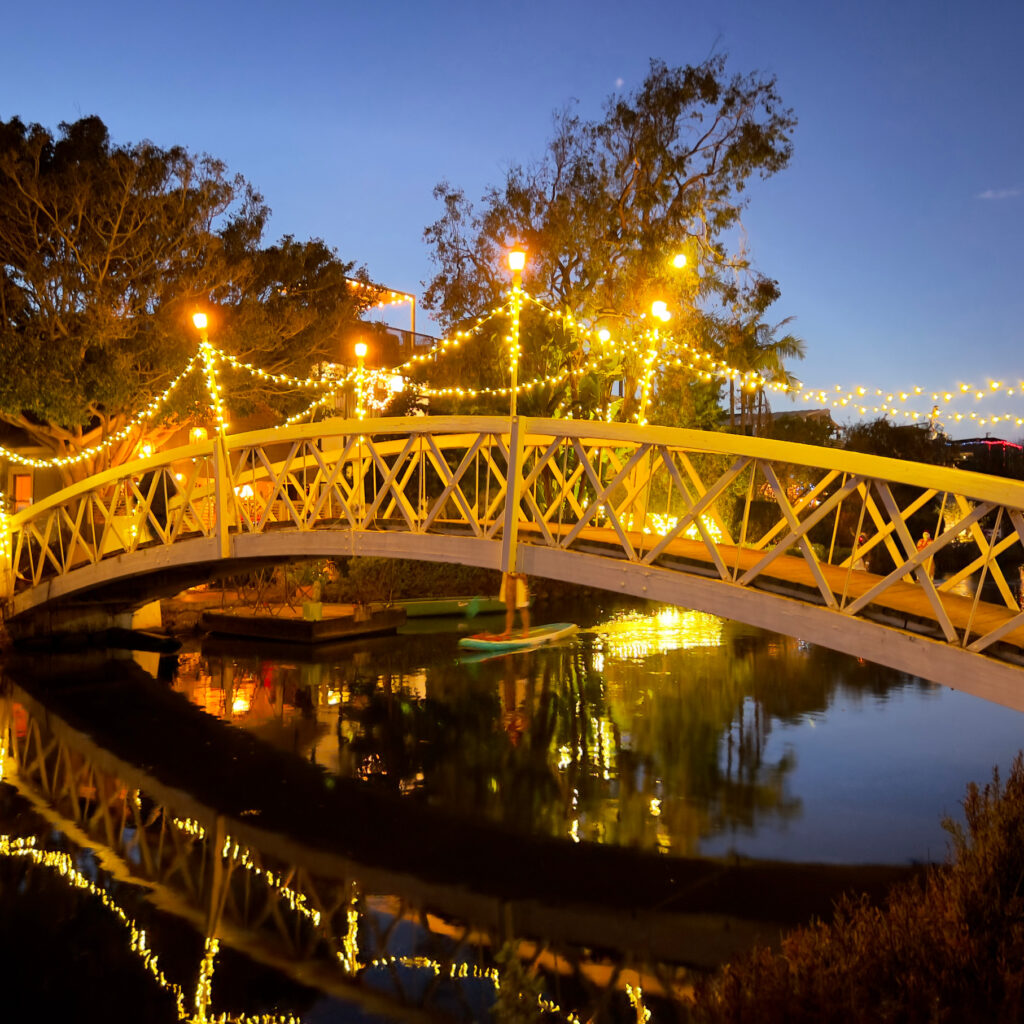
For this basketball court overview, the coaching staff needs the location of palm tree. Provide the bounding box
[726,316,805,435]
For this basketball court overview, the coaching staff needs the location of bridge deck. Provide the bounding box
[567,525,1024,655]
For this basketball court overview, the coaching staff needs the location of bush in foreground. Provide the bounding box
[691,754,1024,1023]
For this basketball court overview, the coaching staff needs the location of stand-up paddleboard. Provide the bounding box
[457,622,577,652]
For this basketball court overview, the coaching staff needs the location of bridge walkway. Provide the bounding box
[513,518,1024,657]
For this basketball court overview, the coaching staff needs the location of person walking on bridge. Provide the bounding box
[917,532,935,578]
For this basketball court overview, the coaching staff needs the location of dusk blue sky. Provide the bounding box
[4,0,1022,437]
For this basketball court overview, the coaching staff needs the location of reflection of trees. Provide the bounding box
[184,622,922,859]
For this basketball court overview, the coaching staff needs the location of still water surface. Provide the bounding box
[178,598,1023,865]
[3,597,1024,1021]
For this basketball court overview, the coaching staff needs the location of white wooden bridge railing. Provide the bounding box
[3,416,1024,684]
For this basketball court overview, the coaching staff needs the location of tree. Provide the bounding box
[421,56,797,422]
[723,313,806,434]
[842,417,951,466]
[0,115,369,476]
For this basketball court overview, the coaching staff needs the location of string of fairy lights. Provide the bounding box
[387,288,1024,427]
[1,285,1021,476]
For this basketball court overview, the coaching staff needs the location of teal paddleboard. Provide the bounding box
[457,622,577,652]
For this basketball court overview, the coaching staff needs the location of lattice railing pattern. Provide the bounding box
[4,417,1024,665]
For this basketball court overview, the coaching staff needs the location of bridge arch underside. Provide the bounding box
[10,528,1024,713]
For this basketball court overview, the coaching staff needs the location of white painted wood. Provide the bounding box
[6,417,1024,695]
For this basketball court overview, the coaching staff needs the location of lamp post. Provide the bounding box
[637,300,671,425]
[193,311,227,435]
[193,310,233,556]
[507,246,526,418]
[354,341,368,420]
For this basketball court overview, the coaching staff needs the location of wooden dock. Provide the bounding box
[201,603,406,643]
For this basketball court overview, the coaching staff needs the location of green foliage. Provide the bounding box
[691,754,1024,1023]
[649,372,725,430]
[421,57,797,423]
[329,557,502,604]
[719,315,806,434]
[842,417,951,466]
[766,412,838,448]
[0,115,368,467]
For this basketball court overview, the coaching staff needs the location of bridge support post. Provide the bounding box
[501,416,525,575]
[0,500,11,603]
[212,434,233,560]
[205,814,230,939]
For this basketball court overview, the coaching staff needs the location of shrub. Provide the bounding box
[690,754,1024,1023]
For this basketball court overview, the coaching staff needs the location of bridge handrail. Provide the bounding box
[7,437,216,528]
[230,415,1024,509]
[10,417,1024,533]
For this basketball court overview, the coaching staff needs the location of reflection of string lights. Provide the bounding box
[627,983,652,1023]
[339,893,360,975]
[0,833,304,1023]
[2,821,611,1023]
[173,817,207,840]
[595,607,724,660]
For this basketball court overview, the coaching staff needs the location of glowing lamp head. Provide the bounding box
[671,253,687,269]
[388,374,405,394]
[651,300,671,322]
[507,247,527,273]
[597,328,611,343]
[192,312,208,331]
[354,341,368,359]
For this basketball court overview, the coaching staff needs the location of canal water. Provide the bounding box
[2,596,1023,1021]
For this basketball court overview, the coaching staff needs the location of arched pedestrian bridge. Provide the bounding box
[3,416,1024,705]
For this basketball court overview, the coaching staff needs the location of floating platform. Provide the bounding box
[457,622,577,652]
[201,604,406,644]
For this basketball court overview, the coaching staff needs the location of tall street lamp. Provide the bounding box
[354,340,368,420]
[507,246,526,418]
[193,311,227,435]
[637,300,671,425]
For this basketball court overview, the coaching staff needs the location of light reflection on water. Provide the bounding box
[171,601,1024,866]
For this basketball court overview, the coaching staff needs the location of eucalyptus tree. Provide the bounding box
[421,56,797,421]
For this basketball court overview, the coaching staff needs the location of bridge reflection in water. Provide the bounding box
[0,635,918,1023]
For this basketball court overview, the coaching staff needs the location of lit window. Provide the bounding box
[13,473,32,512]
